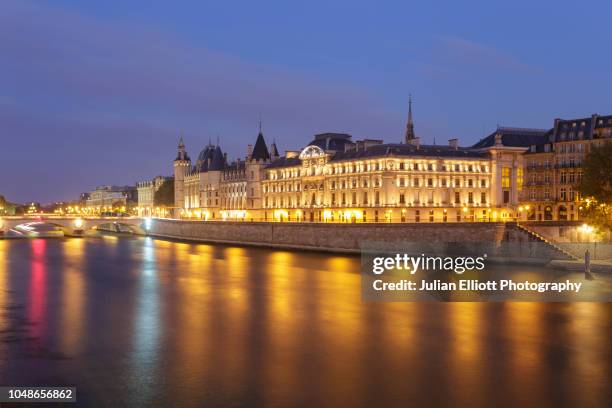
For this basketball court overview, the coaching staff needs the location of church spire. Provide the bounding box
[405,95,416,143]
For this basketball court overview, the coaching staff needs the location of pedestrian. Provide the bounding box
[585,249,594,280]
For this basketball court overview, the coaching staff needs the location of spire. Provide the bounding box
[176,131,190,161]
[258,113,263,134]
[405,95,416,143]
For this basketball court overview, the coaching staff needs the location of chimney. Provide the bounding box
[494,132,503,146]
[448,138,458,150]
[247,144,253,159]
[409,137,420,148]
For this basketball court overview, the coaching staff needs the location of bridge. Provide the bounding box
[0,216,148,236]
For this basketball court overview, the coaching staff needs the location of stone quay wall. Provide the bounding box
[147,219,531,254]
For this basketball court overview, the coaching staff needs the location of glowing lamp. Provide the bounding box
[74,218,84,229]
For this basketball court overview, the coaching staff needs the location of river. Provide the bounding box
[0,237,611,407]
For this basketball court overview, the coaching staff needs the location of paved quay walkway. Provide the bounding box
[548,259,612,273]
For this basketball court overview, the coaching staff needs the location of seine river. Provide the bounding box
[1,237,611,407]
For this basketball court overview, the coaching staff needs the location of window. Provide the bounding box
[481,192,486,204]
[454,192,460,204]
[501,167,510,188]
[399,194,405,204]
[363,192,368,204]
[429,210,434,222]
[428,178,433,187]
[468,192,473,204]
[454,179,461,187]
[480,179,486,188]
[375,191,380,205]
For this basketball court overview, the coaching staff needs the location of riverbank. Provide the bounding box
[144,219,573,262]
[146,219,506,253]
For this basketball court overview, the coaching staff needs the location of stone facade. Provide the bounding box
[136,175,171,216]
[173,108,528,223]
[522,114,612,221]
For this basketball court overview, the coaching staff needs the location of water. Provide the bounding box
[0,237,611,407]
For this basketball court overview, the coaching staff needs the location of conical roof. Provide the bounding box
[251,132,270,161]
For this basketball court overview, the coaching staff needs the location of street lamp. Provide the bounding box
[74,218,84,229]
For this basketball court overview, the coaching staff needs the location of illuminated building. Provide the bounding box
[85,185,136,212]
[136,175,172,217]
[522,114,612,220]
[174,102,528,222]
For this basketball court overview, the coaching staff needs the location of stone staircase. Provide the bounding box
[516,223,580,260]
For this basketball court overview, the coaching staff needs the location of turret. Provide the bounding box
[246,126,271,214]
[270,139,280,161]
[173,135,191,215]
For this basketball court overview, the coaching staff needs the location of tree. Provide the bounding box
[154,178,174,206]
[578,141,612,230]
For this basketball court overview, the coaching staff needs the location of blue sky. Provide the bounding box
[2,0,611,203]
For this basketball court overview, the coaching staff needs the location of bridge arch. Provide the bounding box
[0,217,146,236]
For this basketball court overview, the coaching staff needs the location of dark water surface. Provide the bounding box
[0,237,611,407]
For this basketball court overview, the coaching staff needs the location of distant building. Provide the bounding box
[0,195,18,216]
[79,192,90,206]
[85,185,137,211]
[522,114,612,220]
[136,175,172,217]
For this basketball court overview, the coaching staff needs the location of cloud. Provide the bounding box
[0,0,398,202]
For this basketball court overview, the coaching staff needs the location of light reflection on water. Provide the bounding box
[0,237,610,407]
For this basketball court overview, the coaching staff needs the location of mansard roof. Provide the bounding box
[551,114,612,142]
[471,127,549,149]
[307,133,354,151]
[251,132,270,161]
[330,143,487,162]
[266,156,302,169]
[265,143,487,169]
